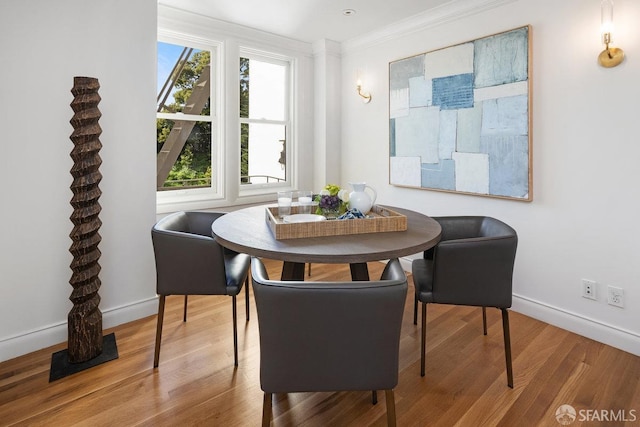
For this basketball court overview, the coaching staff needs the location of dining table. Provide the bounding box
[211,204,442,281]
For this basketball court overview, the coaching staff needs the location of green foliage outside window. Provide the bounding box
[157,50,212,187]
[240,57,249,183]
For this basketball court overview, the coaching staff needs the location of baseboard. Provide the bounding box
[5,271,638,362]
[512,295,640,356]
[0,297,158,363]
[398,256,639,357]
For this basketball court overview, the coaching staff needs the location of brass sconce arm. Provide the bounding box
[357,83,371,103]
[598,39,624,68]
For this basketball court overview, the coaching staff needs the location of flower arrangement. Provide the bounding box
[315,184,349,218]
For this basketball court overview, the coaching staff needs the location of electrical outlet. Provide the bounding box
[582,279,597,300]
[607,286,624,308]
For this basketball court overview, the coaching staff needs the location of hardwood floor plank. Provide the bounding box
[0,259,638,426]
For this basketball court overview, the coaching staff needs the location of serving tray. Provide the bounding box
[265,205,407,240]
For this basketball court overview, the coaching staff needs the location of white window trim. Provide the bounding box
[155,27,305,214]
[156,34,225,211]
[238,49,294,196]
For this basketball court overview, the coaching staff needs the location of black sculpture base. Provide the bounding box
[49,333,118,382]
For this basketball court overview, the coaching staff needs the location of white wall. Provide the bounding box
[340,0,640,355]
[0,0,158,361]
[312,39,343,189]
[1,0,638,362]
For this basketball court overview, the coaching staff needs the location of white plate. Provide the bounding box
[283,214,327,223]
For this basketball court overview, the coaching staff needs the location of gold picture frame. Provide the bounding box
[389,25,532,201]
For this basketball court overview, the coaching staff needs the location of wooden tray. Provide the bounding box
[265,205,407,240]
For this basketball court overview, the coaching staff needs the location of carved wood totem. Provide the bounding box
[68,76,104,363]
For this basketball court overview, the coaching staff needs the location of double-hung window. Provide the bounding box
[156,41,217,199]
[156,32,296,212]
[239,51,291,189]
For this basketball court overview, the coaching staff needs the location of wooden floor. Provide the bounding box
[1,260,639,426]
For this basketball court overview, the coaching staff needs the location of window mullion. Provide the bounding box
[157,112,212,122]
[240,118,287,126]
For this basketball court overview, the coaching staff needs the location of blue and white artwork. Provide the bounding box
[389,26,532,201]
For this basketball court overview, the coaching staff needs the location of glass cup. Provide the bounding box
[297,190,314,214]
[277,191,293,218]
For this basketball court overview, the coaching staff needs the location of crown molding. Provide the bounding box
[342,0,519,53]
[158,4,313,56]
[312,39,342,58]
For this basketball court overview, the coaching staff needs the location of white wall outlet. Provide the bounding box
[607,286,624,308]
[582,279,597,300]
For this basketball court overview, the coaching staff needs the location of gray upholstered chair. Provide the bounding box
[151,211,250,368]
[251,257,407,427]
[412,216,517,387]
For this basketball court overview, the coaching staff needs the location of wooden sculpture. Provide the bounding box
[68,76,104,363]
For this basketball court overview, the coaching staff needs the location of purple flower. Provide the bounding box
[319,195,340,210]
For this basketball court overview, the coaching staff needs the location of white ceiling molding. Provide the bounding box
[158,4,313,56]
[341,0,519,53]
[312,39,343,59]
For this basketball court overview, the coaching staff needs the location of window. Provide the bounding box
[156,25,300,212]
[156,42,215,193]
[239,53,291,188]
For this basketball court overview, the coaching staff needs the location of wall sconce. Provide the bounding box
[598,0,624,68]
[356,79,372,104]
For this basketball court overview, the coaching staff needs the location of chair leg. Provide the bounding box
[413,295,418,325]
[153,295,166,368]
[183,295,188,322]
[245,275,250,322]
[307,263,312,276]
[372,390,378,405]
[482,306,487,335]
[232,295,238,367]
[262,392,272,427]
[420,302,427,377]
[501,308,514,388]
[385,389,397,427]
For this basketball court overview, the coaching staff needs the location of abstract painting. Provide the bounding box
[389,26,532,201]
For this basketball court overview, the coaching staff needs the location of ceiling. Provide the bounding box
[158,0,454,43]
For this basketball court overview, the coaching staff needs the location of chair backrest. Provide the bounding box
[151,211,228,295]
[427,216,517,308]
[251,257,408,394]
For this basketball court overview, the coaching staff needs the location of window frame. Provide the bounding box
[155,31,300,214]
[238,48,294,195]
[156,34,224,210]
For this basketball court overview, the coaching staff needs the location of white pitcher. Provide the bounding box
[348,182,377,214]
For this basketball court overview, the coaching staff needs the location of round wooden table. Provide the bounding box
[212,205,441,280]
